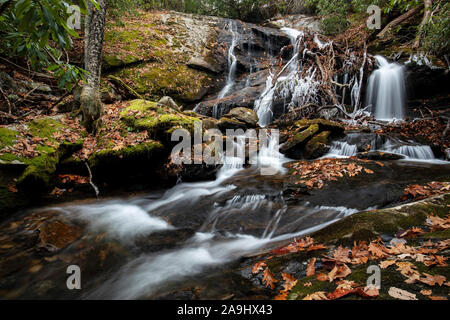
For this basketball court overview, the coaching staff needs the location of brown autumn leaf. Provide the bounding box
[380,260,397,269]
[429,296,448,300]
[262,268,278,289]
[7,183,18,193]
[306,258,316,277]
[419,273,446,286]
[396,261,419,278]
[274,291,289,300]
[388,287,418,300]
[303,281,312,287]
[420,289,432,296]
[426,215,450,230]
[315,273,328,282]
[333,246,351,263]
[307,244,326,252]
[280,273,298,293]
[303,291,328,300]
[328,264,351,282]
[251,261,267,274]
[368,241,388,259]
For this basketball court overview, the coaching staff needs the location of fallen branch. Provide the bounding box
[377,5,423,39]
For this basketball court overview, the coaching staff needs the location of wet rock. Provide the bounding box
[222,107,259,128]
[195,84,265,118]
[37,220,82,251]
[356,151,405,161]
[250,26,291,54]
[405,64,450,101]
[181,163,220,182]
[280,124,319,159]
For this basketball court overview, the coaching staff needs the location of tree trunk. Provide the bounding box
[414,0,433,48]
[80,0,107,134]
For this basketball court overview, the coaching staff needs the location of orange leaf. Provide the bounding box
[251,261,267,274]
[262,268,278,289]
[306,258,316,277]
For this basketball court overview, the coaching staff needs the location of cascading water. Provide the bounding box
[381,139,436,161]
[254,27,320,127]
[366,55,406,121]
[213,21,239,118]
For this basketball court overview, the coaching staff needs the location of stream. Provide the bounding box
[0,131,449,299]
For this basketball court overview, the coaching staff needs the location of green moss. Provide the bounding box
[312,194,450,246]
[295,119,345,134]
[120,99,199,142]
[0,127,18,149]
[288,276,336,300]
[423,229,450,239]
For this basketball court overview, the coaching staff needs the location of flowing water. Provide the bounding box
[366,55,406,121]
[212,21,239,119]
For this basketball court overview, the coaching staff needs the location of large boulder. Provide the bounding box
[223,107,259,128]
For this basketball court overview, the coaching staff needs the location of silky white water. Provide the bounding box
[213,20,239,118]
[366,55,406,121]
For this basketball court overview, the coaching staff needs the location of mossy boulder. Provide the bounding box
[295,118,345,134]
[280,124,320,159]
[113,62,213,103]
[304,131,331,159]
[120,99,201,144]
[0,118,84,215]
[0,119,82,192]
[88,141,167,185]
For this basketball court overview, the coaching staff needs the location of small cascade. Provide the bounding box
[324,141,358,158]
[366,55,406,121]
[213,20,239,118]
[382,140,436,160]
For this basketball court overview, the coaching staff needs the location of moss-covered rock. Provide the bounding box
[295,118,345,134]
[304,131,331,159]
[88,141,167,185]
[103,11,220,104]
[120,99,200,144]
[280,124,319,159]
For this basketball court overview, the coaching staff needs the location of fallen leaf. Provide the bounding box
[429,296,448,300]
[380,260,396,269]
[420,289,432,296]
[306,258,316,277]
[262,268,278,289]
[315,273,328,282]
[328,264,351,282]
[303,291,328,300]
[251,261,267,274]
[388,287,418,300]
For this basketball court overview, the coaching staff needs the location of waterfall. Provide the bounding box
[366,55,406,121]
[381,139,436,160]
[324,141,358,158]
[213,20,239,119]
[254,27,320,127]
